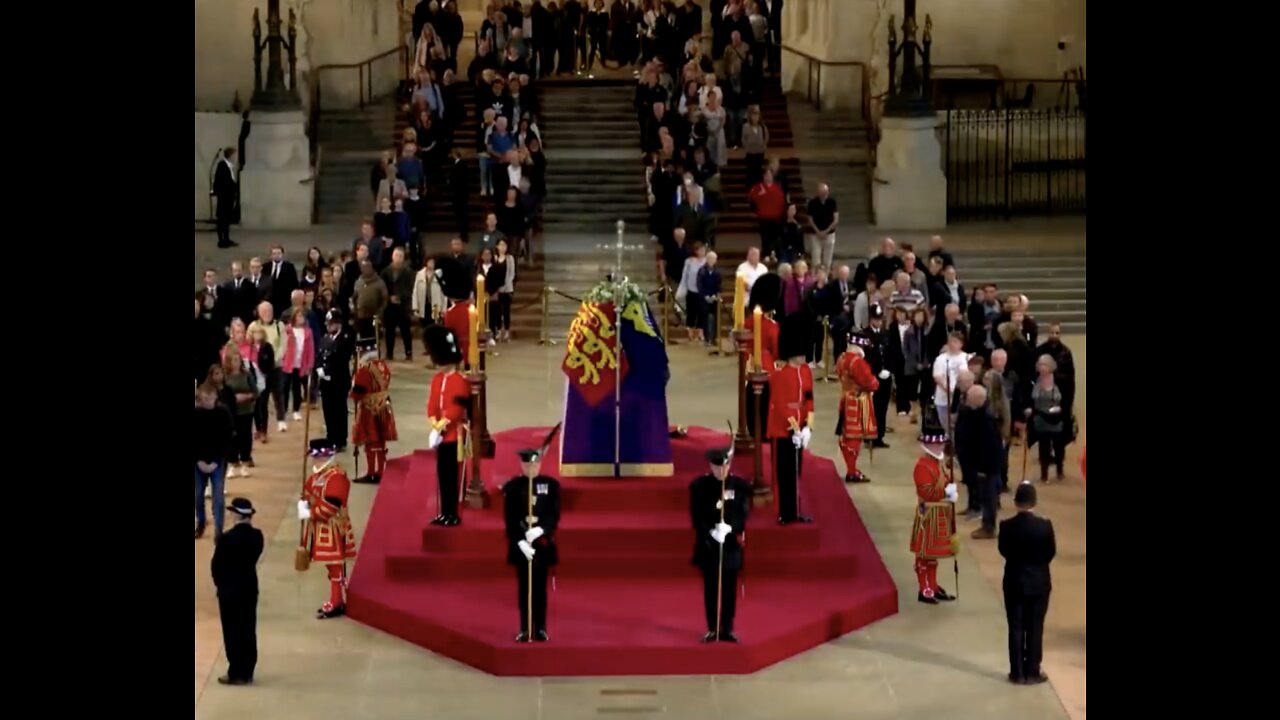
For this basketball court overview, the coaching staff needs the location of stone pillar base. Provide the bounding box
[240,109,313,229]
[873,115,947,230]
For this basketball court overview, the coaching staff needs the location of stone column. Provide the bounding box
[241,0,314,229]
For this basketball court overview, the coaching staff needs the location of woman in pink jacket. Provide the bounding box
[278,309,315,428]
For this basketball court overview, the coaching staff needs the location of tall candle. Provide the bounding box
[752,306,763,372]
[475,274,487,329]
[733,275,746,330]
[468,305,479,368]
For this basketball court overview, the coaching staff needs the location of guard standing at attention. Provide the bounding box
[435,257,474,370]
[425,324,471,526]
[502,433,562,642]
[350,336,398,484]
[768,312,815,525]
[853,303,894,449]
[911,407,959,604]
[834,341,879,483]
[211,497,264,686]
[299,441,358,619]
[316,309,354,451]
[689,446,752,642]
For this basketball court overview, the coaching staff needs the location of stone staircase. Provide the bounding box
[314,100,397,226]
[786,97,874,228]
[313,82,527,232]
[538,81,647,236]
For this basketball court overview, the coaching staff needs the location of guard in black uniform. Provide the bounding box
[316,309,354,450]
[689,447,752,643]
[502,443,561,642]
[854,304,893,448]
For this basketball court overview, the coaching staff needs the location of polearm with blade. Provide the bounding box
[714,420,735,641]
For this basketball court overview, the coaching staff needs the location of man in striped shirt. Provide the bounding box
[889,272,926,314]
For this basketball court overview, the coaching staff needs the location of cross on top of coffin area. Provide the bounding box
[595,219,647,297]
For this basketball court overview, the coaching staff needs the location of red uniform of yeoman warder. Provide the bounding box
[909,409,958,604]
[350,338,398,484]
[300,442,358,619]
[835,342,879,482]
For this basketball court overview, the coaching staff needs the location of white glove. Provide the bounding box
[878,369,890,380]
[1049,406,1061,414]
[428,429,442,449]
[317,368,330,381]
[517,540,536,560]
[799,427,812,449]
[297,500,311,520]
[944,483,958,502]
[791,433,804,449]
[710,522,732,544]
[525,526,545,543]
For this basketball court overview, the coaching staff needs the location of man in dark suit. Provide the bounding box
[998,482,1056,685]
[267,245,299,317]
[199,268,228,329]
[956,384,1005,539]
[211,497,265,686]
[448,151,472,241]
[764,0,784,71]
[213,147,239,248]
[223,261,264,329]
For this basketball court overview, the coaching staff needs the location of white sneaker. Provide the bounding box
[487,338,497,348]
[293,412,303,421]
[240,464,251,478]
[278,421,288,432]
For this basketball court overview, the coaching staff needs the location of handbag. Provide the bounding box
[295,546,311,572]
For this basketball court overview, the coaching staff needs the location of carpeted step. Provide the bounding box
[386,548,862,580]
[419,509,821,555]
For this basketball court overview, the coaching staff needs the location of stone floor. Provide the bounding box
[195,332,1085,719]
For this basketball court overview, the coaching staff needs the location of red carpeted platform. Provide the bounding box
[346,426,898,676]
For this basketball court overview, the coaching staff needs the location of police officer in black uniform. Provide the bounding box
[316,309,354,450]
[689,446,752,643]
[211,498,264,686]
[854,304,893,449]
[502,445,561,642]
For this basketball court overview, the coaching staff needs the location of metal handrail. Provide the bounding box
[778,44,878,222]
[307,44,407,162]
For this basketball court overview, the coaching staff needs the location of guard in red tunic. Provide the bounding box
[911,409,959,604]
[299,440,358,619]
[768,312,815,525]
[350,337,398,485]
[835,341,879,483]
[435,257,473,371]
[425,324,471,526]
[744,273,782,439]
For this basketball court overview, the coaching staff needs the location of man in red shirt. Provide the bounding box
[748,169,787,262]
[425,325,471,526]
[767,312,815,525]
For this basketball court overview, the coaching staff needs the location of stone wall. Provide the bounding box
[781,0,1086,114]
[195,0,404,113]
[195,112,243,220]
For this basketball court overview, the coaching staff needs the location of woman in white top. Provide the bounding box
[492,238,517,342]
[698,74,724,113]
[412,258,446,361]
[931,331,971,434]
[678,242,708,343]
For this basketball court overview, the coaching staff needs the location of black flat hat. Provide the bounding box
[705,448,731,467]
[227,497,256,516]
[517,448,542,462]
[1014,482,1038,507]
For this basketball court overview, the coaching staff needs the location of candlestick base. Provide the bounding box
[466,370,492,508]
[748,371,773,507]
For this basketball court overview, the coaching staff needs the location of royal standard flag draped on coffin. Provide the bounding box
[560,286,672,477]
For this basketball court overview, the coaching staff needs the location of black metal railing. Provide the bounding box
[307,45,407,163]
[942,79,1086,220]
